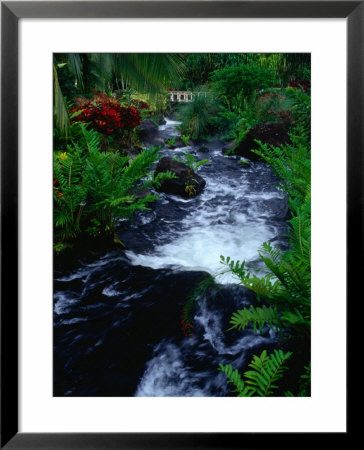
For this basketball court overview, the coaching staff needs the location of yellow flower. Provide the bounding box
[59,152,68,160]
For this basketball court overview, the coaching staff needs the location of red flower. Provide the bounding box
[70,92,142,136]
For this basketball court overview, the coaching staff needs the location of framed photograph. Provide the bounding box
[1,1,358,448]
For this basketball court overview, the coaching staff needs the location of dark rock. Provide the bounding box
[137,119,159,145]
[222,123,290,160]
[234,122,291,161]
[130,187,153,200]
[222,141,235,155]
[154,157,206,198]
[123,146,141,159]
[198,145,209,153]
[149,137,165,148]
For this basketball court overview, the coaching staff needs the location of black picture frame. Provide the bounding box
[1,1,358,448]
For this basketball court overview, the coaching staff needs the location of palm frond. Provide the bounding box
[67,53,84,90]
[53,64,70,136]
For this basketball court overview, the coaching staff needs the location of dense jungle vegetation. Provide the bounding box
[54,53,311,397]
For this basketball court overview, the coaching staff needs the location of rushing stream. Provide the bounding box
[54,118,289,396]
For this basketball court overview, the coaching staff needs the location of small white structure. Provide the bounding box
[169,91,193,102]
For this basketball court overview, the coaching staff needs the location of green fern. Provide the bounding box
[220,255,280,299]
[166,136,177,147]
[219,349,292,397]
[219,88,310,396]
[181,275,217,335]
[54,124,175,249]
[181,134,191,146]
[173,152,210,171]
[218,363,252,396]
[229,305,280,333]
[220,126,311,337]
[244,349,292,396]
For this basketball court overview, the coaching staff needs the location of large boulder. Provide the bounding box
[137,119,160,145]
[154,157,206,198]
[224,122,291,161]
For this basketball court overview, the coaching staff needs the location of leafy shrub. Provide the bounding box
[254,89,294,124]
[130,98,150,110]
[210,63,277,108]
[288,77,310,91]
[166,136,177,148]
[219,349,293,397]
[209,91,257,141]
[54,124,174,249]
[286,87,311,143]
[69,92,142,136]
[211,89,293,143]
[181,134,191,146]
[173,152,210,171]
[177,90,218,139]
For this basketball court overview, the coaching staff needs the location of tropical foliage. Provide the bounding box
[54,52,311,397]
[54,53,185,137]
[219,349,293,397]
[70,92,143,135]
[218,87,311,394]
[54,125,174,250]
[173,152,210,171]
[210,63,277,105]
[177,90,218,139]
[176,53,310,90]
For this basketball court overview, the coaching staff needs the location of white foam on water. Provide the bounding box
[158,117,181,135]
[61,317,88,326]
[126,222,272,284]
[135,341,207,397]
[126,168,279,283]
[54,292,80,315]
[126,117,285,284]
[102,286,120,297]
[194,299,226,354]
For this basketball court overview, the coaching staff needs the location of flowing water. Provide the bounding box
[54,118,289,397]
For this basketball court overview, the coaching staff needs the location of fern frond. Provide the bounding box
[80,125,102,155]
[218,364,251,397]
[244,349,292,396]
[219,349,292,397]
[149,170,177,189]
[229,305,280,333]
